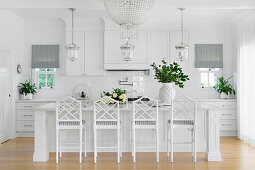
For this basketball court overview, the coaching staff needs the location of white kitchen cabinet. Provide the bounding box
[84,32,105,76]
[66,31,104,76]
[104,30,150,70]
[150,31,170,64]
[66,32,85,76]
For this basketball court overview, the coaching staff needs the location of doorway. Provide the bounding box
[0,49,12,144]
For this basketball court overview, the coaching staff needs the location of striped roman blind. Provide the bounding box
[195,44,223,68]
[32,45,59,68]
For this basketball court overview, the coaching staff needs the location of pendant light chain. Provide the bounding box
[181,8,184,43]
[71,8,74,44]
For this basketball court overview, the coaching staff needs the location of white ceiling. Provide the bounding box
[2,0,255,20]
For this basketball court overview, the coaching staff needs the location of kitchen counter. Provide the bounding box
[32,102,222,162]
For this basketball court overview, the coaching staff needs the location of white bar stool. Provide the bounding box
[56,96,86,164]
[131,96,159,163]
[93,96,121,163]
[167,96,197,162]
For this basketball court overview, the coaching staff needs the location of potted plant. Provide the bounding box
[101,88,127,104]
[150,59,189,104]
[213,76,236,99]
[18,80,37,100]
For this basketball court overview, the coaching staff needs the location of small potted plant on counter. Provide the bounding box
[150,59,189,105]
[18,80,37,100]
[214,76,236,99]
[101,88,127,104]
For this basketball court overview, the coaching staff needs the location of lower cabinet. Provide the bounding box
[16,101,54,137]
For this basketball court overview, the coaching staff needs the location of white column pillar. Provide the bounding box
[33,110,49,162]
[205,109,221,161]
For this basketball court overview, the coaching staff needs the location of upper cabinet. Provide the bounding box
[65,31,105,76]
[150,31,170,64]
[84,32,105,76]
[104,30,150,70]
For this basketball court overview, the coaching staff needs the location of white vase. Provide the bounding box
[220,93,229,99]
[21,94,33,100]
[159,83,175,105]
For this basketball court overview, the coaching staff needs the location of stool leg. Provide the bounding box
[56,129,59,164]
[191,130,194,157]
[94,128,97,163]
[133,128,136,162]
[156,127,159,163]
[194,129,197,163]
[79,128,82,164]
[171,126,173,163]
[59,130,62,158]
[117,128,120,163]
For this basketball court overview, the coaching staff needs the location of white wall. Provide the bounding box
[0,10,24,138]
[20,10,237,101]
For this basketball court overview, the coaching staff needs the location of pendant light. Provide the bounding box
[66,8,79,61]
[175,8,189,61]
[120,38,135,61]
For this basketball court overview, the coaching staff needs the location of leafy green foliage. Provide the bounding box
[150,59,190,88]
[101,88,127,104]
[18,80,37,95]
[213,76,236,95]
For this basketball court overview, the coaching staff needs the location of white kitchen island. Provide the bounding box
[32,102,221,162]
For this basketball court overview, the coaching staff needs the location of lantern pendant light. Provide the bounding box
[175,8,189,61]
[66,8,79,61]
[120,38,135,61]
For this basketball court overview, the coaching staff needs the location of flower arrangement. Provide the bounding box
[150,59,189,88]
[101,88,127,104]
[18,80,37,95]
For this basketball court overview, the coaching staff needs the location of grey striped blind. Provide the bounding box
[32,45,59,68]
[195,44,223,68]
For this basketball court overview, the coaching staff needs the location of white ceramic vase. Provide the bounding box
[220,93,229,99]
[159,83,175,105]
[21,94,33,100]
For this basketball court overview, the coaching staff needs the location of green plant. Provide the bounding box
[18,80,37,95]
[213,76,236,95]
[150,59,190,88]
[101,88,127,104]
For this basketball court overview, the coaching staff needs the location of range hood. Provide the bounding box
[104,63,150,71]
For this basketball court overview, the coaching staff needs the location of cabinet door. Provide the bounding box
[66,32,85,76]
[150,31,170,65]
[84,32,105,76]
[104,30,149,65]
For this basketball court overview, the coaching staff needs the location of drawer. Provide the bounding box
[16,110,34,120]
[16,103,36,110]
[215,102,237,109]
[197,102,214,109]
[220,120,237,131]
[220,110,237,119]
[16,121,34,131]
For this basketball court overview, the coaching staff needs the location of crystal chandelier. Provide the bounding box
[66,8,79,61]
[104,0,154,61]
[175,8,189,61]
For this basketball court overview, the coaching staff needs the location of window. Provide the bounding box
[200,68,218,88]
[36,68,56,89]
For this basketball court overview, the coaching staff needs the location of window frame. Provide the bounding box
[199,68,221,88]
[34,68,56,91]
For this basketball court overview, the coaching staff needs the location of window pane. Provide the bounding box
[201,73,208,87]
[47,68,54,71]
[47,74,54,88]
[209,73,216,87]
[39,68,46,71]
[39,74,46,88]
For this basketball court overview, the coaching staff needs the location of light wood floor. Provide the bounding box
[0,137,255,170]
